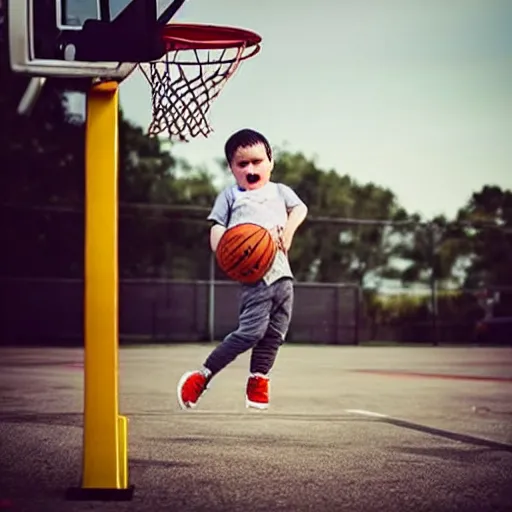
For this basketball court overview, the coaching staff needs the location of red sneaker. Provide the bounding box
[177,370,209,409]
[246,374,269,410]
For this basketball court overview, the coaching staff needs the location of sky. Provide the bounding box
[116,0,512,220]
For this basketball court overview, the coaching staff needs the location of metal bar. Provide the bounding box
[157,0,186,25]
[3,202,511,233]
[17,77,46,115]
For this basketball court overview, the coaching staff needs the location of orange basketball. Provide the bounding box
[216,223,277,284]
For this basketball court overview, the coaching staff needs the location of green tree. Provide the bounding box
[0,37,216,279]
[343,183,410,287]
[391,185,512,293]
[117,114,219,279]
[271,150,411,284]
[0,36,86,277]
[395,216,464,288]
[456,186,512,288]
[0,59,85,205]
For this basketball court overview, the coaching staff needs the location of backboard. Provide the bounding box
[7,0,186,79]
[7,0,263,141]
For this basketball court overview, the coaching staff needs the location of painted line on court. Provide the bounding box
[352,369,512,383]
[454,361,512,368]
[343,409,388,418]
[344,409,512,452]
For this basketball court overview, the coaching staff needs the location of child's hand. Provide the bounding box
[281,229,293,254]
[270,226,288,254]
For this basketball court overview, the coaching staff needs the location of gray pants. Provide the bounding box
[204,277,294,376]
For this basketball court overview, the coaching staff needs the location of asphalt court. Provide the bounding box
[1,344,511,511]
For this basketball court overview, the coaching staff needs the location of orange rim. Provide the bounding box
[160,23,262,51]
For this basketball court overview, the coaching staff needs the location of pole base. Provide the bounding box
[65,485,135,501]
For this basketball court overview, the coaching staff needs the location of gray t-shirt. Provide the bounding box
[207,181,306,285]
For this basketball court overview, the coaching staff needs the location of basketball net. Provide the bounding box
[138,25,260,142]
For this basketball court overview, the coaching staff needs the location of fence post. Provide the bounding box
[428,223,439,346]
[151,296,157,341]
[354,285,361,345]
[333,284,340,344]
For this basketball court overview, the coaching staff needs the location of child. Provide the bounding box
[176,128,308,410]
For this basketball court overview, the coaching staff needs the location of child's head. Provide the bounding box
[224,129,273,190]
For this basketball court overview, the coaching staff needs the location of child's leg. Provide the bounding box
[203,281,273,375]
[250,278,294,375]
[177,281,272,409]
[246,279,293,409]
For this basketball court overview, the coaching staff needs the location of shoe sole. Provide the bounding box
[177,371,200,410]
[246,398,269,410]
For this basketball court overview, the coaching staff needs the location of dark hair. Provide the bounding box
[224,129,272,165]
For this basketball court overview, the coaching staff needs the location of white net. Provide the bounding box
[138,42,258,142]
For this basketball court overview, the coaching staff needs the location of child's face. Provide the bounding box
[229,142,273,190]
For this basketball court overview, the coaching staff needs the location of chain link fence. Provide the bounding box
[0,277,360,345]
[1,203,511,346]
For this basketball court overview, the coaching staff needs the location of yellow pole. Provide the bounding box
[67,81,132,500]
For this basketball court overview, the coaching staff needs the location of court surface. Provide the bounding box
[1,344,511,511]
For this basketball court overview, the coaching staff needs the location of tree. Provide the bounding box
[0,36,213,279]
[117,113,219,279]
[390,185,512,293]
[0,33,87,277]
[394,216,463,288]
[0,60,85,206]
[271,150,411,284]
[456,186,512,288]
[342,183,410,287]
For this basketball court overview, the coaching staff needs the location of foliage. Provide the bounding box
[272,151,409,284]
[362,289,486,342]
[1,40,511,297]
[456,186,512,287]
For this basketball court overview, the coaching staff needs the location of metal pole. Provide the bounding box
[17,77,46,115]
[354,285,361,346]
[67,81,132,500]
[429,224,439,346]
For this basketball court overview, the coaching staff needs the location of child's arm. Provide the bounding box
[210,224,226,252]
[282,203,308,253]
[207,188,231,252]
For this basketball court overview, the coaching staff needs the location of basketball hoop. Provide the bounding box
[138,23,262,142]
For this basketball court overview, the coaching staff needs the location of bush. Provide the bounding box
[362,289,485,342]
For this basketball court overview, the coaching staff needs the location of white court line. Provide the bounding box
[344,409,389,418]
[343,408,512,452]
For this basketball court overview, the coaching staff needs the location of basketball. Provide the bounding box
[216,223,277,284]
